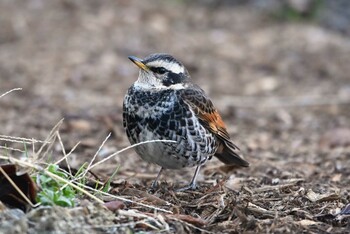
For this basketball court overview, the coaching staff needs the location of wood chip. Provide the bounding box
[247,202,275,217]
[104,200,125,212]
[253,178,304,193]
[122,188,171,206]
[305,189,340,202]
[168,214,207,226]
[297,219,320,226]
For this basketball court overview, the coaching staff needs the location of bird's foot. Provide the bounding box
[151,180,158,189]
[148,181,159,192]
[175,182,198,192]
[148,167,164,192]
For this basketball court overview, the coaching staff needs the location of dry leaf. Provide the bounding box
[305,189,340,202]
[225,177,245,191]
[297,219,319,226]
[0,164,37,211]
[331,174,342,182]
[104,200,125,212]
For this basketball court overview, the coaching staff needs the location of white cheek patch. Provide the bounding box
[134,70,186,91]
[168,83,186,90]
[134,71,162,89]
[147,61,184,74]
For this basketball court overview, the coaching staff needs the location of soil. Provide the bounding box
[0,0,349,233]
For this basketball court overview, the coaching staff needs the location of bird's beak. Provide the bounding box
[128,56,149,71]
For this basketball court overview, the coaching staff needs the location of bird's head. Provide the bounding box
[128,53,190,90]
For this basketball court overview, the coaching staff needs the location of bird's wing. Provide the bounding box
[179,85,249,167]
[179,86,233,146]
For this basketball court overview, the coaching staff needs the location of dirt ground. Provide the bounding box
[1,0,350,233]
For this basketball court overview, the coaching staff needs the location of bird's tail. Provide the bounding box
[215,141,249,167]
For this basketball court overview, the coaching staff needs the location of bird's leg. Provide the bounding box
[151,167,164,189]
[176,165,201,192]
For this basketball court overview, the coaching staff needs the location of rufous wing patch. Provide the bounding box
[180,86,247,166]
[198,110,231,141]
[180,87,232,143]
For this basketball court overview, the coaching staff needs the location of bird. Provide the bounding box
[123,53,249,191]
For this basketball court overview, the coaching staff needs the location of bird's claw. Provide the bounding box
[175,182,198,192]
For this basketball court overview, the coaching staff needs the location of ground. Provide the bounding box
[0,0,350,233]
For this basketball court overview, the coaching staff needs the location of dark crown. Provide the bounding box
[143,53,183,67]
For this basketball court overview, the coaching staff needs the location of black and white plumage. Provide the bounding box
[123,53,249,191]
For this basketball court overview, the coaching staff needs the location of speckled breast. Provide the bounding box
[123,85,217,169]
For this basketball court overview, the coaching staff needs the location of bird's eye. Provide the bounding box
[157,67,167,74]
[150,67,167,74]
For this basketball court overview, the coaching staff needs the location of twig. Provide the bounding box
[118,209,164,230]
[54,141,80,166]
[86,221,151,229]
[166,216,212,233]
[253,179,304,193]
[55,131,72,175]
[247,202,275,216]
[88,140,176,171]
[0,145,25,153]
[83,132,111,178]
[72,181,172,213]
[0,135,49,144]
[0,88,22,99]
[33,119,64,162]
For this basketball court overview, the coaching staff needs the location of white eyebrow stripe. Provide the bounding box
[147,60,184,74]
